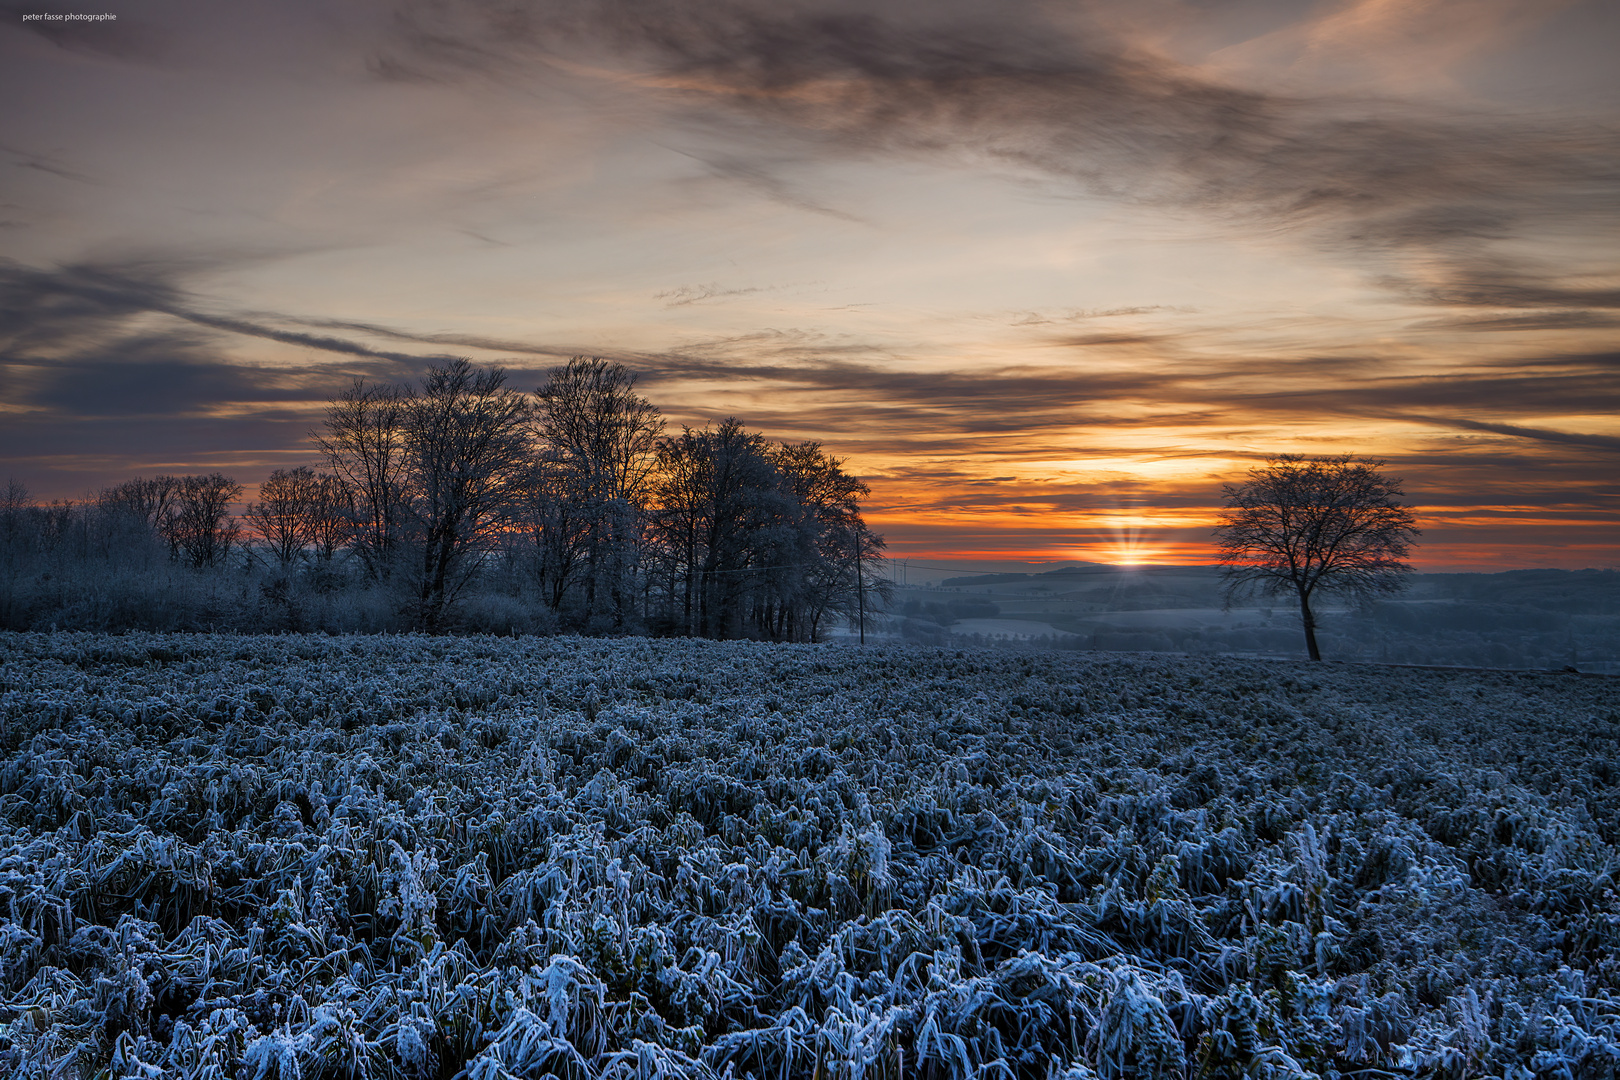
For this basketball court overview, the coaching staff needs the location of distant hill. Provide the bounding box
[894,565,1619,672]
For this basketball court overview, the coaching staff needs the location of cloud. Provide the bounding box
[0,258,461,374]
[278,316,587,360]
[0,412,319,479]
[1395,415,1620,454]
[1013,306,1184,325]
[176,310,453,365]
[0,141,97,185]
[0,256,462,486]
[1413,310,1620,332]
[632,323,1620,449]
[673,149,869,221]
[1397,276,1620,311]
[23,351,286,419]
[12,258,1604,465]
[0,258,477,466]
[4,257,1613,554]
[654,281,770,307]
[370,0,1619,305]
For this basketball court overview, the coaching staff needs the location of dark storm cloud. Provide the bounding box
[372,0,1618,303]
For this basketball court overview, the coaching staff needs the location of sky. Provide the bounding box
[2,0,1617,571]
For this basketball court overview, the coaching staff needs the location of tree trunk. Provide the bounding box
[1298,590,1322,661]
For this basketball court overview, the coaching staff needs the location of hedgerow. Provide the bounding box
[0,632,1616,1077]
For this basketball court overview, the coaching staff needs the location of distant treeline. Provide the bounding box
[0,357,890,638]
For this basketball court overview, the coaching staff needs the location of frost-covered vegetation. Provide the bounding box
[1,632,1617,1078]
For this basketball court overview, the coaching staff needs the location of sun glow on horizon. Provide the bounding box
[1107,519,1162,566]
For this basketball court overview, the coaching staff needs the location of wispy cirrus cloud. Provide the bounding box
[0,258,448,371]
[654,281,771,307]
[8,257,1614,467]
[369,0,1620,310]
[1393,414,1620,454]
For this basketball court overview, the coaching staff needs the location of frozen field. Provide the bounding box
[0,632,1617,1078]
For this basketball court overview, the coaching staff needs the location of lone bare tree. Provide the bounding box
[1214,454,1419,661]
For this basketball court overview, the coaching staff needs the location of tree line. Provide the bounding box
[0,357,889,638]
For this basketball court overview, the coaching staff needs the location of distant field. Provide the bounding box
[890,566,1620,671]
[942,617,1078,640]
[1,632,1617,1077]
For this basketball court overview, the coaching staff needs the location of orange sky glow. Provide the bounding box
[2,0,1616,572]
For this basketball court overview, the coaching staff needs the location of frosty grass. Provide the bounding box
[1,632,1617,1078]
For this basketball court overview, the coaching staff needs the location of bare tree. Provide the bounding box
[645,428,890,641]
[167,474,243,568]
[1,478,28,552]
[307,472,354,563]
[647,430,707,635]
[316,379,407,581]
[244,466,318,567]
[517,450,593,613]
[99,475,184,546]
[99,474,235,566]
[769,442,886,641]
[1214,454,1419,661]
[533,357,664,627]
[401,358,531,630]
[647,419,789,638]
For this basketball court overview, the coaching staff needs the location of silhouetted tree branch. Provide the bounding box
[1214,454,1419,660]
